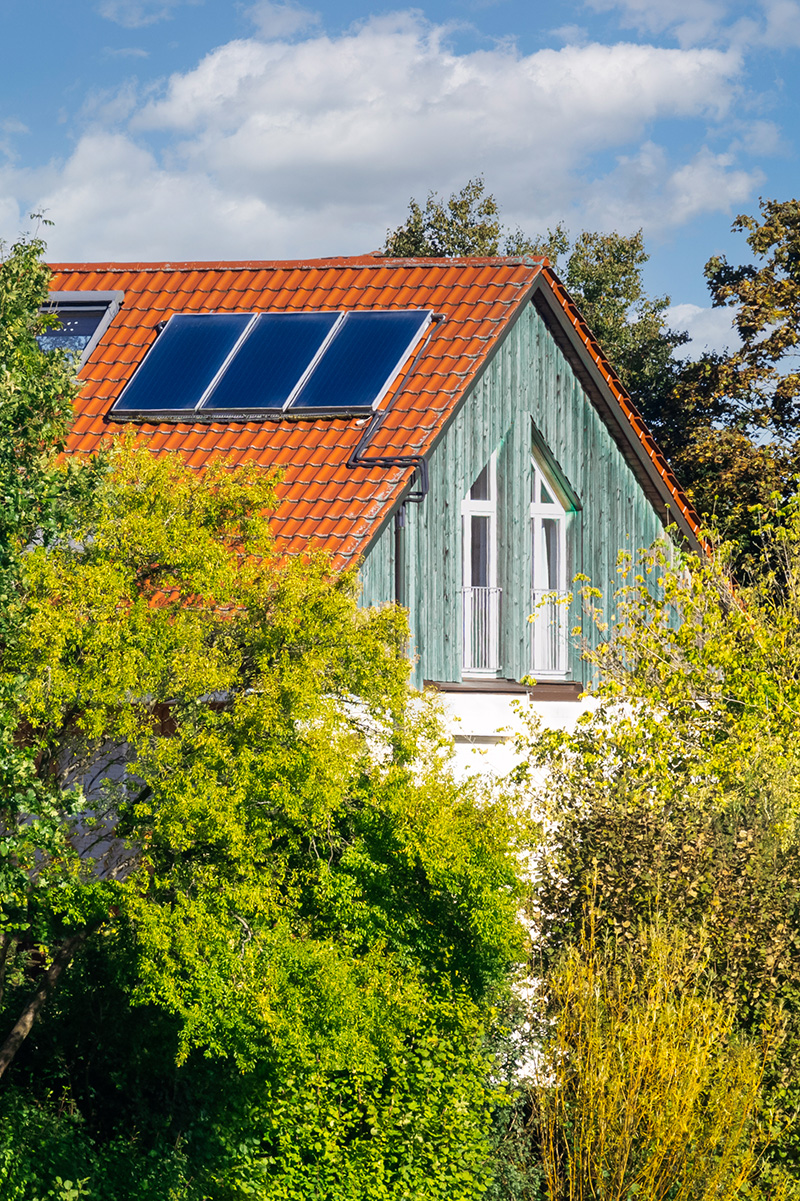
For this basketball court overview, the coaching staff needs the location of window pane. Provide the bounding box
[532,517,561,590]
[289,309,430,410]
[543,517,560,589]
[540,479,555,505]
[470,462,491,501]
[37,308,107,357]
[470,515,490,586]
[202,311,340,411]
[113,313,253,413]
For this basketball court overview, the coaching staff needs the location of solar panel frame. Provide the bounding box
[108,306,434,422]
[287,309,433,415]
[110,312,256,416]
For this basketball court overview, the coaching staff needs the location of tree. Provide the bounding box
[0,235,525,1199]
[384,177,503,258]
[531,924,766,1201]
[666,199,800,553]
[384,184,687,457]
[511,522,800,1193]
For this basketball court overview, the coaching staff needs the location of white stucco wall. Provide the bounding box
[437,688,596,776]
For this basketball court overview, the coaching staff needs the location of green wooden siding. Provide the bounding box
[359,299,667,688]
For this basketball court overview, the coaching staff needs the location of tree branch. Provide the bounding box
[0,926,96,1082]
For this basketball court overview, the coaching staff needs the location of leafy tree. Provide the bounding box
[0,235,525,1198]
[384,184,687,457]
[668,199,800,552]
[384,177,503,258]
[511,522,800,1193]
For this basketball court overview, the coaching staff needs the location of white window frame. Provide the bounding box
[460,452,500,676]
[530,452,569,679]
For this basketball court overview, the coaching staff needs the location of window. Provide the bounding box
[38,292,123,368]
[530,452,568,677]
[461,453,500,674]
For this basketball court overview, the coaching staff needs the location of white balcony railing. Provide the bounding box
[461,586,501,673]
[530,589,569,676]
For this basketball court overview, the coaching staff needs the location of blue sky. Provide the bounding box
[1,0,799,353]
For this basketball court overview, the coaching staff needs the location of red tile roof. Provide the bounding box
[51,254,703,566]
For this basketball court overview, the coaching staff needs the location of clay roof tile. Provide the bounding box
[49,254,702,559]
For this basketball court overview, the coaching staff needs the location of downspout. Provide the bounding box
[394,505,407,607]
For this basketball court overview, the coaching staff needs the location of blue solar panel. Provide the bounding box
[112,313,253,413]
[201,311,340,411]
[288,309,431,411]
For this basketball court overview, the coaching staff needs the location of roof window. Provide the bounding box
[110,308,433,421]
[38,292,124,368]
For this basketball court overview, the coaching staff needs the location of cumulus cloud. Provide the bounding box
[582,143,763,231]
[245,0,319,39]
[586,0,731,47]
[0,13,764,261]
[668,301,741,355]
[591,0,800,48]
[96,0,200,29]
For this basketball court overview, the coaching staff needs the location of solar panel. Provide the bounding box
[112,313,253,413]
[201,311,341,412]
[288,309,432,412]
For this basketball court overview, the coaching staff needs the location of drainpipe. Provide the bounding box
[394,504,407,607]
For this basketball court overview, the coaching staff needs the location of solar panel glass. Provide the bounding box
[112,313,253,413]
[201,311,340,411]
[288,309,431,411]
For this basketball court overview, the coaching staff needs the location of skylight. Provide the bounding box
[38,292,124,367]
[110,308,433,421]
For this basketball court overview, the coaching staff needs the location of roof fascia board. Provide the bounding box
[528,274,703,553]
[411,274,544,471]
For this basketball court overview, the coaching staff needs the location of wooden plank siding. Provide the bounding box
[359,298,668,688]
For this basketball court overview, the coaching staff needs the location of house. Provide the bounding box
[46,255,703,768]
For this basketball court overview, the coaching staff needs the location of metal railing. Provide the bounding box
[530,589,569,676]
[461,586,501,673]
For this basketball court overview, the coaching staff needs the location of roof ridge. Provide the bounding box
[48,256,546,273]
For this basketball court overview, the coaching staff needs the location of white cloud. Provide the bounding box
[245,0,319,39]
[582,143,763,232]
[0,14,762,261]
[668,301,741,355]
[96,0,200,29]
[0,134,276,262]
[0,196,22,244]
[758,0,800,46]
[585,0,731,47]
[591,0,800,49]
[102,46,150,59]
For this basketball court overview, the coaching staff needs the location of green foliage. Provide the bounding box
[530,923,768,1201]
[0,226,99,581]
[384,177,503,258]
[0,237,525,1197]
[668,199,800,554]
[384,183,687,462]
[511,522,800,1192]
[0,440,523,1193]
